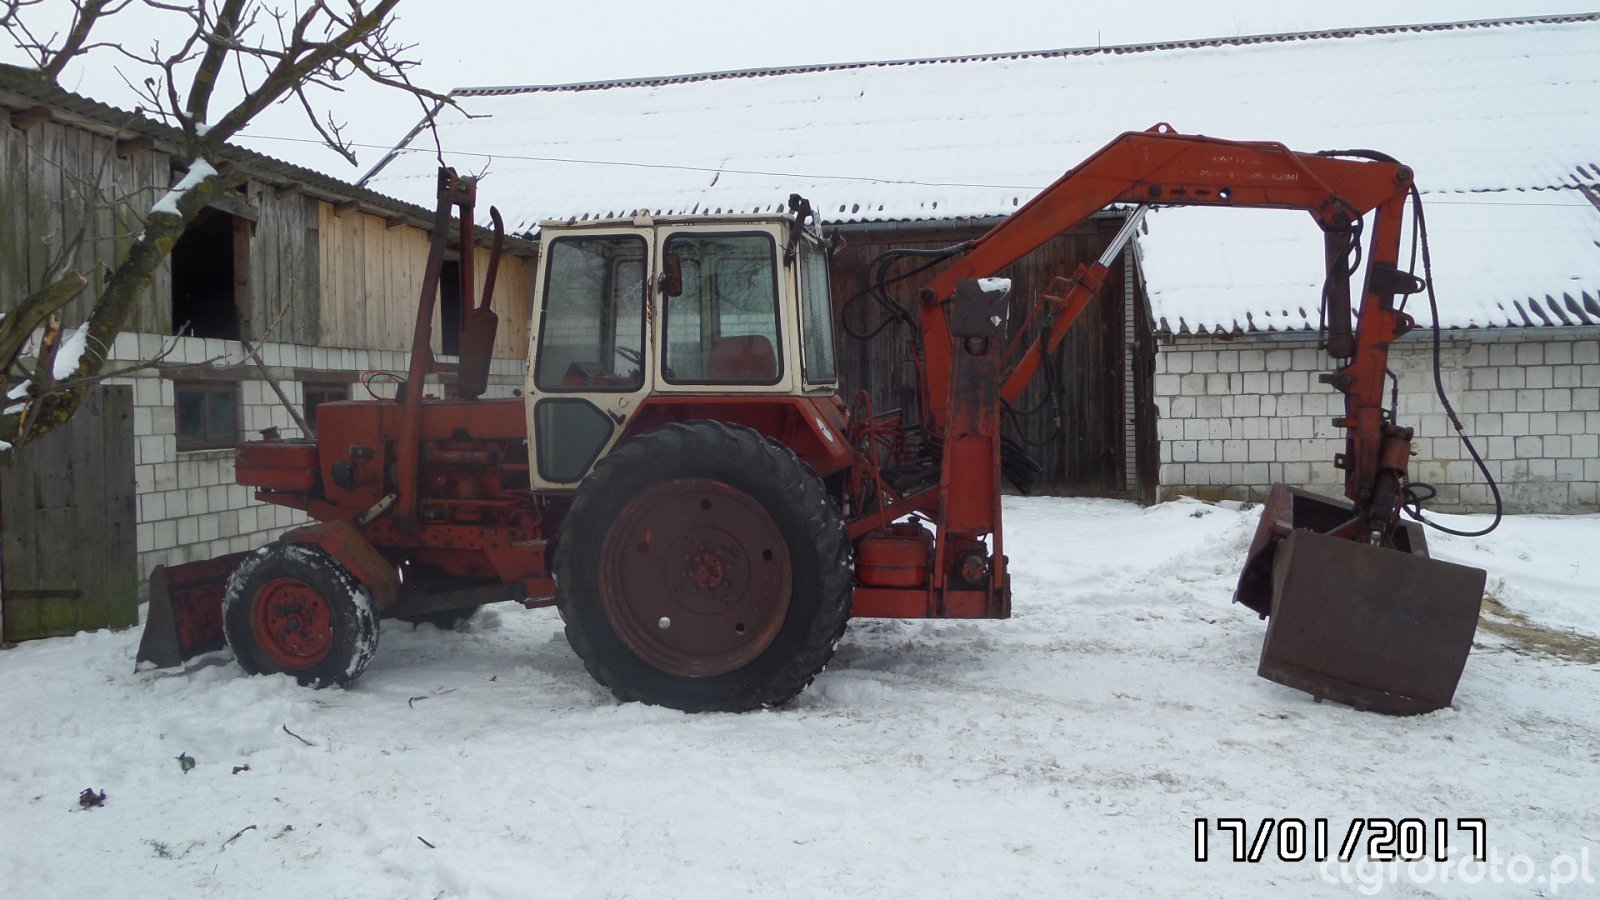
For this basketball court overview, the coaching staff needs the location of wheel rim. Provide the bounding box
[599,477,792,677]
[251,576,335,669]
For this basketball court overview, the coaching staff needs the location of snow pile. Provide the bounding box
[1,497,1596,898]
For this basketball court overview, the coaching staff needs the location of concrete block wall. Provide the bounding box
[105,333,526,583]
[1153,329,1600,513]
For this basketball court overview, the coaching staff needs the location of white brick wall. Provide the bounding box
[1154,330,1600,513]
[107,334,527,582]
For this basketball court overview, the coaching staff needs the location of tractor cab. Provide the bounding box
[525,207,844,489]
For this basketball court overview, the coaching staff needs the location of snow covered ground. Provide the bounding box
[2,497,1596,899]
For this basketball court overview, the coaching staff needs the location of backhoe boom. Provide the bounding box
[916,124,1419,539]
[893,124,1483,714]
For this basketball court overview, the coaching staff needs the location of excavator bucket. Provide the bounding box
[1235,485,1486,715]
[135,552,250,668]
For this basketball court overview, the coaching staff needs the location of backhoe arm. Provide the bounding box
[916,124,1420,537]
[854,125,1485,714]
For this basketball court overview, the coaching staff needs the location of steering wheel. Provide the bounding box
[615,345,675,380]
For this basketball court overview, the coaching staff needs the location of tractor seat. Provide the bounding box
[704,335,778,382]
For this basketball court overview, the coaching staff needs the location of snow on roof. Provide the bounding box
[364,15,1600,332]
[1141,197,1600,333]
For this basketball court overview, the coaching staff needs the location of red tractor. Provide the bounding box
[140,126,1488,715]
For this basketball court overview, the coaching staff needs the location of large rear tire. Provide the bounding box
[556,420,851,711]
[222,542,379,688]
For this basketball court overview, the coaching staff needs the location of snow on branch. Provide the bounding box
[151,158,218,216]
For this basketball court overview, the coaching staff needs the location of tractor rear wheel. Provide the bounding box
[556,420,851,712]
[222,542,379,688]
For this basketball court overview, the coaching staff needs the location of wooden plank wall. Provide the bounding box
[0,104,537,366]
[828,219,1136,497]
[0,108,20,315]
[315,200,532,358]
[242,186,320,345]
[0,109,171,334]
[0,384,137,641]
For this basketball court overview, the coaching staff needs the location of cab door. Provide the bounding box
[651,227,790,393]
[525,228,654,488]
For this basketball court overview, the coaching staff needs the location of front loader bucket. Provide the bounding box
[1235,485,1486,715]
[135,552,250,668]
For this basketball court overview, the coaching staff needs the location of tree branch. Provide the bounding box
[294,85,358,165]
[0,273,89,375]
[204,0,401,145]
[1,0,459,459]
[41,0,111,79]
[184,0,247,132]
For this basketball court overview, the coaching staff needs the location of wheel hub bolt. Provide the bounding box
[687,548,729,590]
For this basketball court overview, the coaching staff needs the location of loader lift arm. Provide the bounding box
[915,123,1421,543]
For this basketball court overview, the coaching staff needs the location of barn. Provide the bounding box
[0,64,534,639]
[365,12,1600,513]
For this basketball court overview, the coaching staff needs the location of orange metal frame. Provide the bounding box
[851,124,1421,617]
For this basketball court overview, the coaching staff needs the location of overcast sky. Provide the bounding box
[6,0,1595,176]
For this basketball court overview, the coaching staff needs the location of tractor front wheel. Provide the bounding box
[556,421,851,711]
[222,542,379,688]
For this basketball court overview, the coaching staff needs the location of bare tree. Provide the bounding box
[0,0,450,457]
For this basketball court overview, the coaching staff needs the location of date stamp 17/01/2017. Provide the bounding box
[1194,817,1486,864]
[1195,818,1596,896]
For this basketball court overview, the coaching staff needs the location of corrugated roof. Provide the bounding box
[363,14,1600,331]
[1139,199,1600,333]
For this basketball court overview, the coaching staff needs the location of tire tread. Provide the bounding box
[555,420,851,710]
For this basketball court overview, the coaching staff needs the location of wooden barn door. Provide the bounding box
[829,219,1138,497]
[1,384,138,641]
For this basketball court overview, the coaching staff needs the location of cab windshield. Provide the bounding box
[533,234,647,391]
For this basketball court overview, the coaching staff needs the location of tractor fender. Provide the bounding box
[282,519,402,611]
[624,395,852,477]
